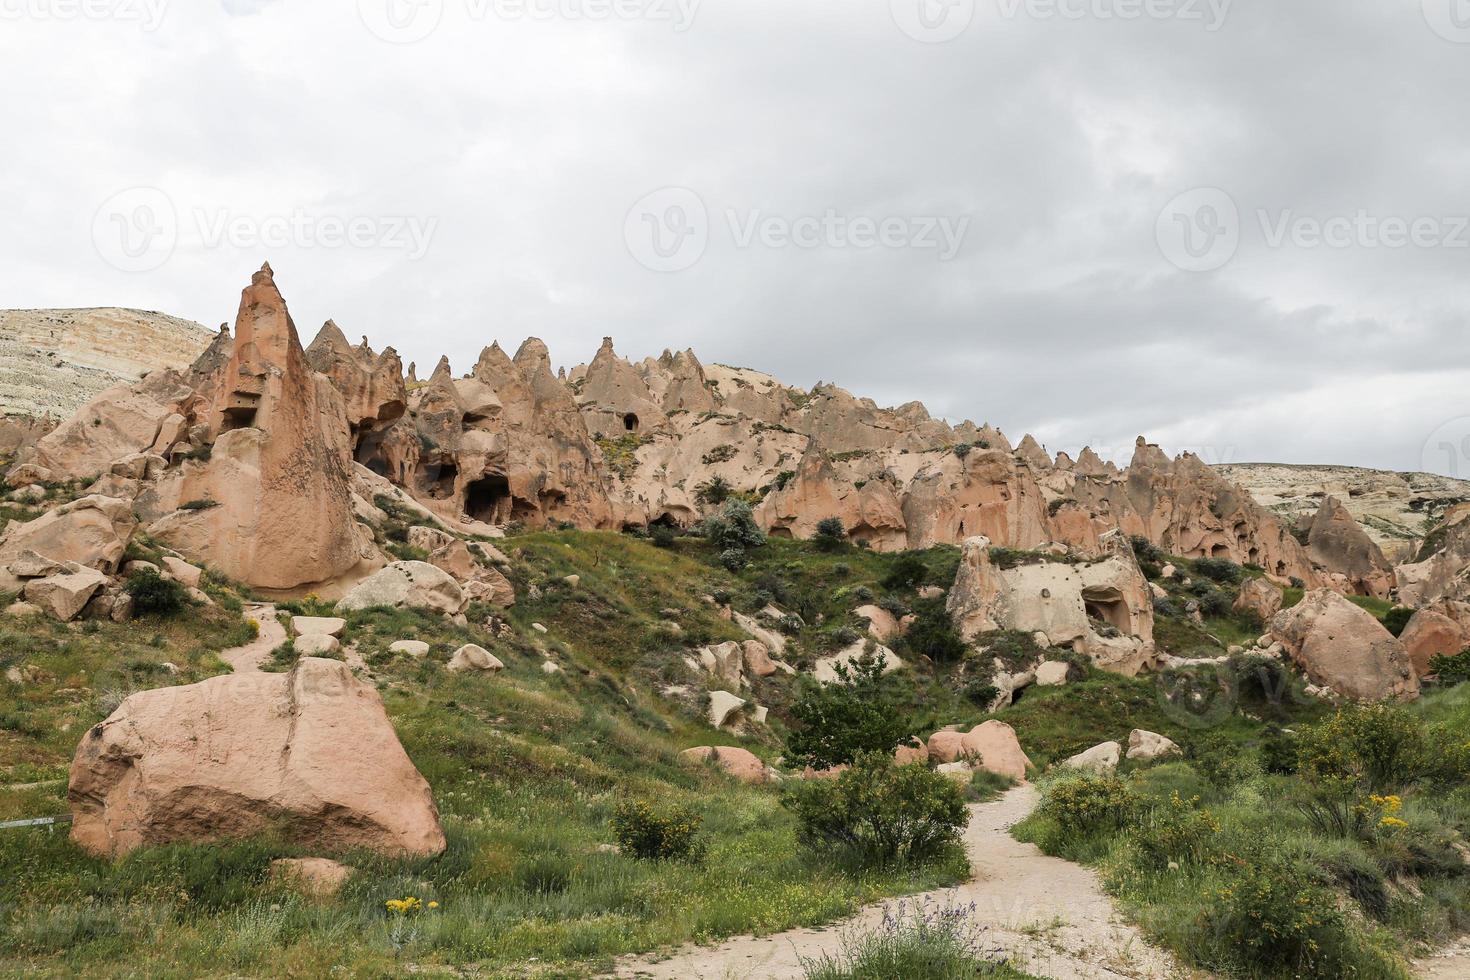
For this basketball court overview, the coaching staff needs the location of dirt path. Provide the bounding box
[615,785,1191,980]
[220,604,284,674]
[1415,940,1470,979]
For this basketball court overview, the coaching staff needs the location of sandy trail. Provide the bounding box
[220,604,284,674]
[1415,940,1470,979]
[615,784,1190,980]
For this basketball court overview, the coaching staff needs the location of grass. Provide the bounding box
[800,897,1039,979]
[0,530,983,977]
[1013,689,1470,979]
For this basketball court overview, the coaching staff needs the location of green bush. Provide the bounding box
[1130,792,1220,871]
[1197,860,1361,977]
[1193,557,1243,584]
[785,650,916,770]
[903,598,966,665]
[1382,606,1414,637]
[124,568,188,617]
[882,554,928,591]
[1037,773,1136,835]
[1296,705,1433,793]
[815,517,848,551]
[650,524,677,549]
[611,799,704,861]
[782,753,967,866]
[1430,648,1470,684]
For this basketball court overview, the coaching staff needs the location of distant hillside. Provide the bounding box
[1216,462,1470,562]
[0,308,213,421]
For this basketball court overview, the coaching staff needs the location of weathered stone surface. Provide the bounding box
[1398,610,1465,678]
[894,738,929,766]
[1298,496,1396,599]
[742,640,778,678]
[854,604,901,642]
[161,556,203,589]
[948,532,1154,675]
[960,720,1031,781]
[69,658,445,856]
[389,640,430,659]
[708,690,747,729]
[1125,730,1182,761]
[295,634,341,657]
[1034,661,1071,686]
[813,640,904,685]
[292,616,347,638]
[447,643,503,673]
[678,746,769,785]
[927,730,967,764]
[335,561,466,616]
[1269,589,1418,701]
[24,565,108,621]
[1233,577,1283,623]
[1065,741,1121,772]
[0,495,135,588]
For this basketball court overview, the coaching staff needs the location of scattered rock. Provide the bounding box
[532,622,548,634]
[935,761,973,786]
[389,640,430,659]
[23,565,109,621]
[541,661,562,675]
[1126,729,1182,762]
[1034,661,1071,687]
[894,738,929,766]
[1398,609,1465,678]
[1064,741,1121,773]
[295,634,341,657]
[447,644,504,673]
[292,616,347,638]
[335,562,467,617]
[961,720,1032,781]
[854,604,901,643]
[707,690,747,729]
[1268,589,1418,701]
[813,640,904,685]
[161,556,203,589]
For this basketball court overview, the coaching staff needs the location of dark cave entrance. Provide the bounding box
[623,413,640,433]
[467,474,512,525]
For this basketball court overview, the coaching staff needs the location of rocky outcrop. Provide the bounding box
[335,561,467,616]
[1298,496,1396,599]
[1268,589,1418,702]
[1233,577,1284,623]
[678,746,770,784]
[147,265,373,592]
[1397,514,1470,608]
[947,532,1155,675]
[69,658,446,856]
[0,495,135,590]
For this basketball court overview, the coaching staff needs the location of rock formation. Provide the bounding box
[1267,589,1419,702]
[1297,496,1396,599]
[69,657,446,856]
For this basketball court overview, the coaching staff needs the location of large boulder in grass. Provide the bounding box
[0,495,136,590]
[926,729,968,764]
[23,565,109,621]
[334,561,466,616]
[678,746,769,785]
[1398,609,1466,678]
[1268,589,1418,701]
[960,720,1032,781]
[68,658,445,857]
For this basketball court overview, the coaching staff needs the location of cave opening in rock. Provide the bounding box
[623,412,640,433]
[1082,586,1132,634]
[426,460,459,500]
[220,398,259,433]
[1211,544,1231,558]
[466,474,512,524]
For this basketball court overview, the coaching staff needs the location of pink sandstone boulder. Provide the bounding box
[1268,589,1418,702]
[1398,609,1465,678]
[894,738,929,766]
[1233,577,1283,623]
[678,746,769,785]
[960,721,1032,781]
[927,730,967,764]
[68,657,445,857]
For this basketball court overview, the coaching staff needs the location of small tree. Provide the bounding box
[701,499,766,552]
[695,476,732,507]
[904,598,966,664]
[882,554,928,591]
[814,517,847,551]
[785,650,916,770]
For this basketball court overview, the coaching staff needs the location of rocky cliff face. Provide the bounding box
[0,308,212,422]
[5,267,1416,599]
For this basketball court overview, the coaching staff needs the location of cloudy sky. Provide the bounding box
[3,0,1470,476]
